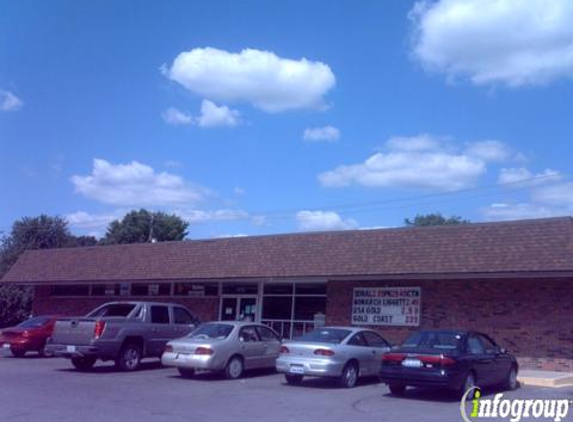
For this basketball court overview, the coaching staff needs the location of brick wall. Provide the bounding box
[33,286,219,321]
[326,277,573,371]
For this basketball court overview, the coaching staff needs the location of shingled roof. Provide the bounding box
[2,217,573,284]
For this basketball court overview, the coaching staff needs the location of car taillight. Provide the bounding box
[382,353,406,363]
[164,345,173,353]
[279,346,290,354]
[314,349,335,356]
[195,347,213,355]
[94,321,106,339]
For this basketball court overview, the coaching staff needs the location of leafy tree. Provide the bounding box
[67,235,98,247]
[0,215,79,327]
[101,209,189,245]
[404,213,470,227]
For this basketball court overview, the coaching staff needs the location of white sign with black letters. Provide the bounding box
[351,287,421,326]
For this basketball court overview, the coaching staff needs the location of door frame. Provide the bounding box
[219,295,260,322]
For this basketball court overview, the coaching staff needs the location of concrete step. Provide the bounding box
[518,370,573,388]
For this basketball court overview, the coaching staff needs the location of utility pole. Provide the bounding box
[147,213,155,243]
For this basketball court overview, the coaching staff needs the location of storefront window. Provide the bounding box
[261,281,327,339]
[51,285,90,296]
[131,283,171,296]
[295,283,327,295]
[174,283,219,297]
[262,296,292,319]
[263,283,293,295]
[91,284,120,296]
[222,283,258,295]
[294,296,327,320]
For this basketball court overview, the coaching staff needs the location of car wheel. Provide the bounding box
[505,366,518,391]
[224,355,244,379]
[285,373,303,385]
[178,367,195,378]
[459,372,477,400]
[71,357,97,370]
[338,362,359,388]
[115,343,142,372]
[11,349,26,358]
[389,384,406,396]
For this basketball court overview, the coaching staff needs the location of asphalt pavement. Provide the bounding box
[1,354,572,422]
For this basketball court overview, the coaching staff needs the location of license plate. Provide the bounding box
[66,345,76,353]
[402,358,422,368]
[289,365,304,374]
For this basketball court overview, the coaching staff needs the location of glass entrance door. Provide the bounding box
[220,296,258,321]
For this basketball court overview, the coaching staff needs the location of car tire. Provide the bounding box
[11,349,26,358]
[224,355,244,379]
[459,372,477,400]
[71,357,97,370]
[504,366,518,391]
[389,384,406,396]
[178,367,195,378]
[285,373,303,385]
[338,362,359,388]
[115,342,142,372]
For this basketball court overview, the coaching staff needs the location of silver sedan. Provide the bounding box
[161,321,281,379]
[276,326,392,388]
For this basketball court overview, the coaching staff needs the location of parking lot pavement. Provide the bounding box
[2,355,573,422]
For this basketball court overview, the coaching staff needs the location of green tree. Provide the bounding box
[101,209,189,245]
[0,215,80,327]
[404,213,470,227]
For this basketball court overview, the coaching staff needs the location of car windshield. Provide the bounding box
[402,331,462,350]
[298,328,352,344]
[18,317,51,328]
[86,304,137,318]
[188,323,234,340]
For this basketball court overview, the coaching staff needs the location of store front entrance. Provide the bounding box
[220,296,258,321]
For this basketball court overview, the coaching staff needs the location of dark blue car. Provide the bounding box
[380,330,518,398]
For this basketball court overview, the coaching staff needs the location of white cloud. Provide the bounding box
[319,135,490,191]
[303,126,340,142]
[532,182,573,206]
[71,159,207,207]
[163,47,335,112]
[197,100,241,127]
[66,211,118,230]
[213,233,249,239]
[498,168,562,186]
[296,210,358,232]
[410,0,573,86]
[481,203,566,221]
[251,215,267,226]
[0,90,23,111]
[465,140,511,162]
[162,107,193,125]
[175,209,249,223]
[386,134,440,151]
[162,100,240,128]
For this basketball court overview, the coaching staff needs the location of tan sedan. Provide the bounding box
[162,321,281,379]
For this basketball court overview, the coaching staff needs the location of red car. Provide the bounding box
[0,316,58,357]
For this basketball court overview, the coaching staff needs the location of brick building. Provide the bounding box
[2,217,572,370]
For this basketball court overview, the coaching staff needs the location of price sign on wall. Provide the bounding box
[351,287,421,326]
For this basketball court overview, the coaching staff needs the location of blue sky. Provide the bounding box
[1,0,573,239]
